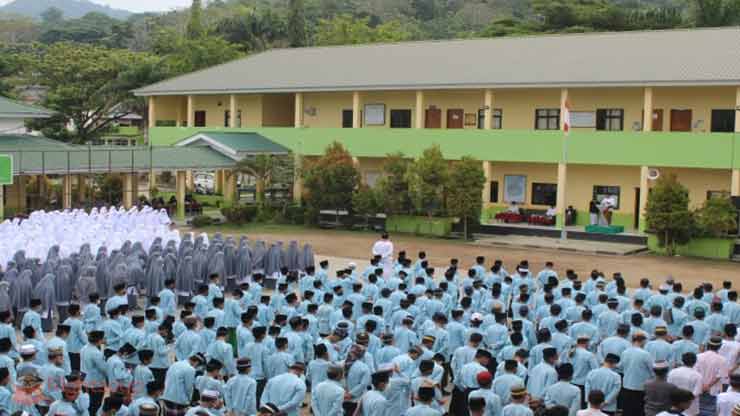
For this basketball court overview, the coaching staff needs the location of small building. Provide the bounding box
[0,96,53,135]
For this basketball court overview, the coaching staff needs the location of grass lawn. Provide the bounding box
[158,192,227,207]
[190,222,316,235]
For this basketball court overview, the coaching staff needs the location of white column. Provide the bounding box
[560,88,569,131]
[484,89,493,130]
[643,87,654,132]
[556,162,567,229]
[352,92,362,128]
[148,96,156,129]
[415,90,424,129]
[639,166,650,231]
[187,95,194,127]
[294,92,304,128]
[481,161,492,204]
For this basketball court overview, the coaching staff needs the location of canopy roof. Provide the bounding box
[0,96,54,119]
[176,131,292,160]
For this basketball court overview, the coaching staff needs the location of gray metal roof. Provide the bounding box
[0,96,53,119]
[134,27,740,96]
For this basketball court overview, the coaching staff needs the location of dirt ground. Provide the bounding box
[195,226,740,289]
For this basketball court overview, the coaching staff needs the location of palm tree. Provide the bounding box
[235,154,294,206]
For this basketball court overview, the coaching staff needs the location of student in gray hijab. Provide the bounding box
[164,253,178,284]
[223,242,236,291]
[109,263,128,298]
[265,244,282,277]
[75,265,98,306]
[11,269,33,326]
[191,247,208,286]
[54,264,74,323]
[208,252,226,287]
[301,244,315,271]
[0,281,11,313]
[33,272,56,332]
[286,241,300,272]
[127,256,145,309]
[146,256,166,299]
[95,258,109,304]
[235,246,252,283]
[251,241,266,272]
[176,256,196,304]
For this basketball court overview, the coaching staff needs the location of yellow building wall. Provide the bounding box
[303,92,354,128]
[656,167,732,208]
[567,87,643,132]
[238,94,263,127]
[262,93,294,127]
[152,96,182,124]
[651,86,736,132]
[361,91,417,128]
[490,88,562,129]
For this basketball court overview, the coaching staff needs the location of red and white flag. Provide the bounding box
[563,100,571,135]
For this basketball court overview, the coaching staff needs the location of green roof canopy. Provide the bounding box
[0,135,236,174]
[0,96,53,119]
[176,131,291,159]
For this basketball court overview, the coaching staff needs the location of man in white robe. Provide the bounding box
[371,233,394,279]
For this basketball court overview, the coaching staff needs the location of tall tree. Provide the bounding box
[693,0,740,26]
[30,42,160,143]
[303,142,359,223]
[187,0,206,40]
[447,156,485,239]
[40,7,64,26]
[377,152,413,215]
[288,0,308,47]
[407,144,449,217]
[645,174,694,256]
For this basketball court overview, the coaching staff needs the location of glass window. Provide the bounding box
[535,109,560,130]
[342,110,353,128]
[596,109,624,131]
[711,110,735,133]
[477,109,503,129]
[593,185,621,209]
[490,181,499,203]
[531,183,558,206]
[390,109,412,128]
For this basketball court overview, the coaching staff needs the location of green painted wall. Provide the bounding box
[647,234,735,260]
[150,127,740,170]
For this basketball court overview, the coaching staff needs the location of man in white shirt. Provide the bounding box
[719,326,740,386]
[717,374,740,416]
[695,337,728,416]
[371,233,394,278]
[667,352,702,416]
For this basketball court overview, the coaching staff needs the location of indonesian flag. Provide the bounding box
[563,100,572,135]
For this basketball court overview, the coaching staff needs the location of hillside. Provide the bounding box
[0,0,132,20]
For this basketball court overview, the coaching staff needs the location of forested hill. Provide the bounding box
[0,0,131,20]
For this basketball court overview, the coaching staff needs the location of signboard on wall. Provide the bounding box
[0,155,12,185]
[570,111,596,128]
[504,175,526,203]
[364,104,386,126]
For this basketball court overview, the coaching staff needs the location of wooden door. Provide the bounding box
[447,108,464,129]
[670,109,692,132]
[652,109,663,131]
[194,111,206,127]
[425,108,441,128]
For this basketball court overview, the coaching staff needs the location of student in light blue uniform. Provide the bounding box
[260,362,306,416]
[467,370,502,416]
[620,332,655,416]
[47,373,88,416]
[358,368,391,416]
[224,358,257,416]
[81,330,107,415]
[502,386,534,416]
[158,280,177,319]
[671,326,700,367]
[544,363,581,416]
[585,353,622,414]
[565,336,599,405]
[162,354,204,407]
[107,343,135,395]
[46,325,72,375]
[0,312,17,359]
[645,326,674,363]
[83,294,102,333]
[205,327,236,377]
[132,350,155,400]
[265,337,294,379]
[311,364,345,416]
[128,381,163,416]
[144,324,170,387]
[494,360,525,405]
[527,347,559,400]
[407,383,443,416]
[21,299,44,341]
[63,304,87,373]
[175,317,203,362]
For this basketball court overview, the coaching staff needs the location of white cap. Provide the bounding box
[19,344,37,355]
[201,390,219,400]
[471,313,483,322]
[377,363,395,373]
[348,262,357,269]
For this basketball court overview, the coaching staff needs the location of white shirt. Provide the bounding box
[372,240,394,262]
[667,366,703,416]
[717,390,740,416]
[577,408,607,416]
[719,340,740,383]
[695,350,728,396]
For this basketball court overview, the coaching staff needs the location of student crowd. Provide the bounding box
[0,223,738,416]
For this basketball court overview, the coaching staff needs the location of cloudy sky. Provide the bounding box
[0,0,193,13]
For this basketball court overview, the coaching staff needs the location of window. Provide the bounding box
[390,109,412,128]
[364,104,385,126]
[531,183,558,206]
[535,109,560,130]
[194,111,206,127]
[711,110,736,133]
[224,110,242,128]
[596,109,624,131]
[593,186,621,209]
[155,120,176,127]
[342,110,353,128]
[490,181,499,203]
[707,190,729,200]
[477,109,503,129]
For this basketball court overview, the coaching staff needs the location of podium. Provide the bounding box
[585,224,625,234]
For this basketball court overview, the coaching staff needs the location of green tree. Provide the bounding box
[377,152,413,214]
[30,42,160,143]
[213,7,287,52]
[40,7,64,26]
[236,154,294,207]
[303,142,359,223]
[693,0,740,26]
[694,195,738,237]
[447,156,485,239]
[187,0,206,40]
[352,184,381,228]
[314,14,375,45]
[152,29,243,76]
[407,144,449,217]
[645,174,694,256]
[288,0,308,47]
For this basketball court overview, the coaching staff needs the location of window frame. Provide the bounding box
[477,109,503,129]
[389,109,412,129]
[596,108,624,131]
[531,182,558,206]
[535,108,561,130]
[593,185,621,209]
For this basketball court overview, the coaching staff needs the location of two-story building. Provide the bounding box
[135,27,740,231]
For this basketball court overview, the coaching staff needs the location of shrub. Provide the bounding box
[694,196,737,238]
[190,215,213,228]
[284,204,306,225]
[645,174,694,256]
[221,205,258,225]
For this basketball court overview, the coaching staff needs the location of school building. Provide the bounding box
[135,27,740,232]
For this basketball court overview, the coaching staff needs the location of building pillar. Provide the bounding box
[415,90,424,129]
[122,173,133,209]
[148,96,156,129]
[559,88,569,131]
[229,94,237,128]
[293,153,303,204]
[131,173,139,202]
[556,162,567,229]
[62,174,72,209]
[176,98,183,127]
[643,87,654,132]
[77,175,86,204]
[0,185,4,220]
[294,92,304,128]
[481,161,492,205]
[176,170,186,220]
[214,170,223,194]
[352,92,362,128]
[149,171,156,192]
[187,95,194,127]
[16,176,26,213]
[223,170,237,204]
[732,169,740,197]
[186,170,194,192]
[484,89,493,130]
[639,166,650,231]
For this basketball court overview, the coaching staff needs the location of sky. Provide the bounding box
[0,0,193,13]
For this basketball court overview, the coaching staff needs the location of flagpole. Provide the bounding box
[560,95,570,241]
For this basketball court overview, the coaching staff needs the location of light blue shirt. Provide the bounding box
[162,360,196,405]
[544,381,581,416]
[311,379,344,416]
[527,362,557,399]
[621,346,654,391]
[224,373,256,416]
[347,360,371,400]
[260,372,306,416]
[468,387,502,416]
[585,367,621,412]
[360,389,389,416]
[80,344,107,388]
[132,364,154,399]
[63,317,87,354]
[502,403,534,416]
